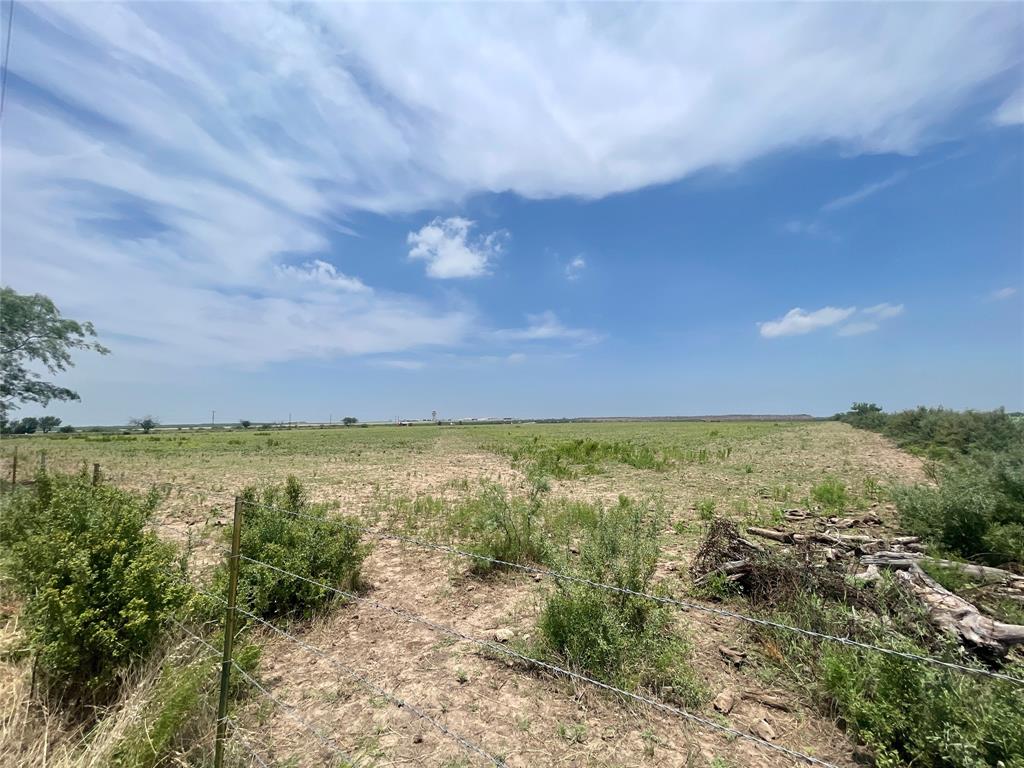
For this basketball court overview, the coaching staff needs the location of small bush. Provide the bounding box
[811,477,849,511]
[0,472,189,705]
[219,477,370,620]
[448,480,550,574]
[535,496,705,706]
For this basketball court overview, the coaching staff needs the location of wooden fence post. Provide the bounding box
[92,463,101,486]
[39,452,46,473]
[214,497,243,768]
[10,448,16,487]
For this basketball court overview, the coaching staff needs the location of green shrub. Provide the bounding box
[448,480,550,574]
[811,477,849,511]
[535,496,705,706]
[219,477,369,620]
[822,645,1024,768]
[0,471,189,704]
[893,449,1024,566]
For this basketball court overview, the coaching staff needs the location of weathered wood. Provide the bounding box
[863,551,1024,584]
[746,527,794,543]
[892,564,1024,653]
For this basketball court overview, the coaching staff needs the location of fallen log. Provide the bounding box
[861,553,1024,653]
[891,564,1024,655]
[746,527,794,543]
[863,551,1024,584]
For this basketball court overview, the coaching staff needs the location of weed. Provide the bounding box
[696,497,716,520]
[810,477,849,511]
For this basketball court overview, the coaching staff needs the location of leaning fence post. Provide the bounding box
[92,463,101,486]
[214,497,243,768]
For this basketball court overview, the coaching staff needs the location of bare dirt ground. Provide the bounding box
[1,421,929,767]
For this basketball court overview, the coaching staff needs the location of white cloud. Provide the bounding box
[758,307,856,338]
[821,171,908,212]
[277,260,369,293]
[760,301,905,338]
[863,302,905,319]
[991,287,1018,301]
[407,217,503,279]
[993,89,1024,126]
[494,311,601,344]
[565,255,586,281]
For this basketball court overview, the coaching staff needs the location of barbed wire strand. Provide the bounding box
[240,499,1024,687]
[229,659,362,768]
[238,552,840,768]
[194,586,504,767]
[172,618,359,767]
[226,717,272,768]
[236,603,506,767]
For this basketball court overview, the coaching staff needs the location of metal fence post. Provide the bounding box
[214,497,243,768]
[92,463,100,486]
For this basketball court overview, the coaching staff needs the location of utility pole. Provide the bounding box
[211,409,216,429]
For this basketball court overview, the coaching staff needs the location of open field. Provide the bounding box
[1,420,942,767]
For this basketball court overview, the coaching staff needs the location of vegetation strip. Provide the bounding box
[247,499,1024,686]
[237,552,841,767]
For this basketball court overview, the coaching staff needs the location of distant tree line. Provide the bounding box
[1,415,73,434]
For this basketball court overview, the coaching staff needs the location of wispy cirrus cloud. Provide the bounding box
[993,89,1024,127]
[821,171,909,213]
[760,303,904,338]
[494,311,602,345]
[990,286,1019,301]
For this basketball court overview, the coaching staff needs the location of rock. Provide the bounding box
[718,645,747,666]
[713,689,736,714]
[494,628,514,643]
[533,573,543,582]
[412,734,423,744]
[664,561,680,573]
[751,719,776,741]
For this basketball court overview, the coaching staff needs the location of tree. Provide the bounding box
[0,287,110,419]
[239,419,252,429]
[58,425,75,433]
[342,416,358,426]
[38,416,62,433]
[129,416,159,434]
[13,417,39,434]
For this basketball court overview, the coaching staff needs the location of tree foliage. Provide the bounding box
[0,287,109,418]
[130,416,160,433]
[39,415,62,433]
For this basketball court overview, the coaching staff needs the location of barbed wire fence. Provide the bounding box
[6,456,1022,765]
[171,491,1024,768]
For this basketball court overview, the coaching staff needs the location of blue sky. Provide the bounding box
[1,2,1022,424]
